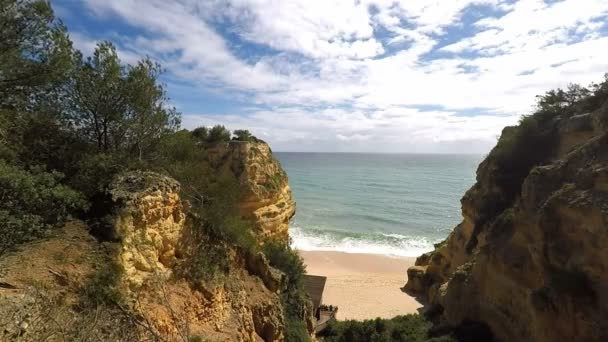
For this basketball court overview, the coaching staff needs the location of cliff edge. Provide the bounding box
[0,171,289,341]
[207,141,296,242]
[405,88,608,342]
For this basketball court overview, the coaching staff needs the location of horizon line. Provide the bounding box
[273,151,485,155]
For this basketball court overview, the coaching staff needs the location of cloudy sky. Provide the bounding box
[53,0,608,153]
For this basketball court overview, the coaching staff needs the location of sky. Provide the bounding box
[52,0,608,153]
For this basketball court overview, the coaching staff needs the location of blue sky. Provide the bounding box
[52,0,608,153]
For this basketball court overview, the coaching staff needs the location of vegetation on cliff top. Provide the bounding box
[463,73,608,253]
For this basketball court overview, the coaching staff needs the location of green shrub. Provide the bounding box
[0,161,88,254]
[0,210,44,253]
[221,215,257,251]
[263,241,311,341]
[192,126,209,143]
[207,125,231,143]
[319,315,455,342]
[69,152,129,199]
[82,260,125,307]
[263,241,306,288]
[233,129,254,142]
[285,318,312,342]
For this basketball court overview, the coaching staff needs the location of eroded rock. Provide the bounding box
[406,102,608,342]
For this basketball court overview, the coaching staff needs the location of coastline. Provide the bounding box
[299,250,423,320]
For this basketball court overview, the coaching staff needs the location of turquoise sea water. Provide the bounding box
[275,153,482,257]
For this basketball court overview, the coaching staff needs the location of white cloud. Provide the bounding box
[181,106,518,153]
[70,0,608,152]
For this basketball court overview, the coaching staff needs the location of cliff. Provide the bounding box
[405,98,608,341]
[207,141,296,242]
[0,171,290,341]
[110,172,288,341]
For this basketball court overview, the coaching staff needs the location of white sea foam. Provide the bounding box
[290,226,436,258]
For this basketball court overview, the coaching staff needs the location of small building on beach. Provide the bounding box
[302,274,337,333]
[303,274,327,313]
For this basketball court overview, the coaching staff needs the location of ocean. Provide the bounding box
[275,153,482,257]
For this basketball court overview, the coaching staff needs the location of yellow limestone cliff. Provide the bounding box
[207,141,296,242]
[0,171,290,341]
[109,172,288,341]
[405,101,608,342]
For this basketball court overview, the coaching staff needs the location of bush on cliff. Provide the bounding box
[479,76,608,239]
[493,74,608,183]
[233,129,256,142]
[0,161,88,254]
[263,241,311,341]
[207,125,232,143]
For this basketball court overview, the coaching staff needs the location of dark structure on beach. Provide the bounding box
[303,274,337,333]
[303,275,327,313]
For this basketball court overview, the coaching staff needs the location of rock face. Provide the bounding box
[108,171,287,341]
[109,172,186,290]
[207,141,296,242]
[0,146,305,341]
[405,101,608,342]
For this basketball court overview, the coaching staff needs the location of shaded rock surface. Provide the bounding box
[406,102,608,342]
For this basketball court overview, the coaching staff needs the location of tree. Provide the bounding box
[0,0,76,162]
[207,125,231,143]
[0,0,74,110]
[124,58,180,160]
[68,42,128,151]
[192,126,209,143]
[233,129,253,142]
[68,43,181,155]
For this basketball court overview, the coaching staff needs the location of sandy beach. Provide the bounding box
[299,250,423,320]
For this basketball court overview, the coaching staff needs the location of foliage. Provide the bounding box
[285,318,313,342]
[534,76,608,123]
[10,112,89,175]
[233,129,254,142]
[207,125,232,143]
[67,42,128,151]
[68,152,130,199]
[0,0,74,110]
[67,42,179,155]
[0,0,313,338]
[490,75,608,193]
[157,130,256,248]
[81,259,125,307]
[156,129,259,283]
[319,315,455,342]
[123,58,181,160]
[192,126,209,143]
[263,241,311,341]
[0,161,88,253]
[263,241,306,288]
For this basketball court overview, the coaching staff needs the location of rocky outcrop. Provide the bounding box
[109,172,186,290]
[207,141,296,242]
[0,171,292,341]
[405,101,608,342]
[108,171,287,341]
